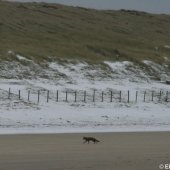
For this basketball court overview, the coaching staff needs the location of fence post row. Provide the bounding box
[5,89,170,103]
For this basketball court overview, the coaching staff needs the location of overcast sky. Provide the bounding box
[11,0,170,14]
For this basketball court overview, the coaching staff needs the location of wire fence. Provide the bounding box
[1,88,169,104]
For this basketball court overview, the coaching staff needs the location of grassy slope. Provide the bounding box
[0,1,170,64]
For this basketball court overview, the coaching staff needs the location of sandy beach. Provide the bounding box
[0,132,169,170]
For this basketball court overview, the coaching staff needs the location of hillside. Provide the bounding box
[0,1,170,133]
[0,1,170,65]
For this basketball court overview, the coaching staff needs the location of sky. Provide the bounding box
[9,0,170,14]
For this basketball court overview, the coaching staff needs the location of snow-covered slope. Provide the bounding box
[0,53,170,134]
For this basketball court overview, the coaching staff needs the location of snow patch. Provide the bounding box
[164,45,170,49]
[104,61,133,72]
[16,54,31,62]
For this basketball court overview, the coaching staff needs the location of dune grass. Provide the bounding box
[0,1,170,65]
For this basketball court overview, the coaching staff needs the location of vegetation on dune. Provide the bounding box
[0,1,170,65]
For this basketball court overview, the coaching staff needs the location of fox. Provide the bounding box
[83,137,100,144]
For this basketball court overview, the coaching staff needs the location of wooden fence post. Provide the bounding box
[75,91,77,102]
[47,90,49,103]
[101,91,104,102]
[165,91,168,102]
[110,91,113,102]
[119,91,122,102]
[8,88,11,99]
[28,90,30,102]
[144,91,146,102]
[66,91,68,102]
[38,90,40,103]
[84,91,86,103]
[135,91,138,102]
[93,89,96,102]
[159,90,162,102]
[128,90,130,103]
[19,90,21,100]
[56,90,58,102]
[151,91,154,102]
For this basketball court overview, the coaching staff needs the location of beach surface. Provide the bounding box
[0,132,169,170]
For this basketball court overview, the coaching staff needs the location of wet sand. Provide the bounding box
[0,132,170,170]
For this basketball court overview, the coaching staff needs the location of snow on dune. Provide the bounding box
[0,54,170,134]
[0,97,170,134]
